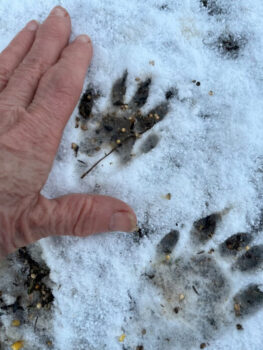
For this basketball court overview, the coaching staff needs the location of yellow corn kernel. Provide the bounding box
[179,294,185,301]
[11,320,20,327]
[11,341,24,350]
[118,334,126,342]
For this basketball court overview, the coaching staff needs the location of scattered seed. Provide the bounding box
[149,60,155,66]
[179,294,185,301]
[46,341,53,347]
[200,343,206,349]
[36,303,42,309]
[116,139,122,145]
[174,307,179,314]
[165,193,171,200]
[192,80,196,83]
[35,284,40,290]
[234,303,241,316]
[75,117,80,128]
[121,128,126,133]
[80,123,88,131]
[208,248,215,254]
[236,324,243,330]
[135,77,141,82]
[149,113,153,118]
[136,346,144,350]
[165,254,171,262]
[245,245,250,251]
[142,329,147,335]
[11,320,21,327]
[71,143,79,157]
[154,113,160,120]
[118,334,126,342]
[11,341,24,350]
[121,104,129,110]
[208,90,214,96]
[31,273,36,279]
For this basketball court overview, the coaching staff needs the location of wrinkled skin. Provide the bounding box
[0,6,136,259]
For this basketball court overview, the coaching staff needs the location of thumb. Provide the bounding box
[29,194,137,239]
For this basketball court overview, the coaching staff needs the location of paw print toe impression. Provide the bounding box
[140,211,263,347]
[74,71,174,177]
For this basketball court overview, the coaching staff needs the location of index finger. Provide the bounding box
[27,35,93,153]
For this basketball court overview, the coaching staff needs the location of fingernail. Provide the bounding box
[75,34,91,44]
[50,6,67,17]
[109,212,137,232]
[26,20,39,31]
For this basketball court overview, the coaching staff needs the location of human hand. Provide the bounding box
[0,6,137,259]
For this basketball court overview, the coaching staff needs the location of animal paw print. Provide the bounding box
[75,71,175,176]
[139,212,263,348]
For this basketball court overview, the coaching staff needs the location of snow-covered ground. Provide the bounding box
[1,0,263,349]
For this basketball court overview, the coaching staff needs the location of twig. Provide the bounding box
[34,315,39,333]
[80,126,152,179]
[80,147,117,179]
[192,285,200,295]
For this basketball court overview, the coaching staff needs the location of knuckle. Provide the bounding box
[0,64,11,88]
[73,197,96,236]
[19,56,50,77]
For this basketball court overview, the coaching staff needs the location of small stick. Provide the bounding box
[192,285,200,295]
[81,147,117,179]
[34,316,39,333]
[80,127,151,179]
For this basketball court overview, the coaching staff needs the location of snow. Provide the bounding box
[1,0,263,349]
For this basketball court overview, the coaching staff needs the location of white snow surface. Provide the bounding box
[1,0,263,349]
